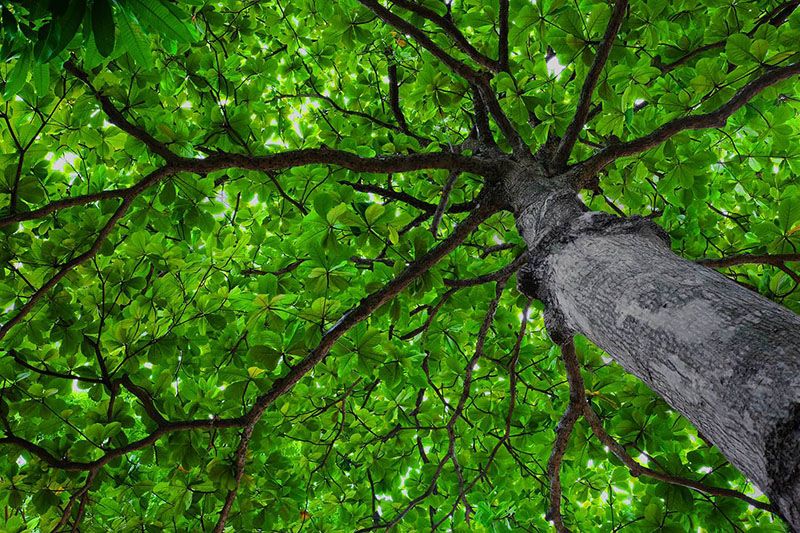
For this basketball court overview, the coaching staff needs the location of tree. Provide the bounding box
[1,0,799,530]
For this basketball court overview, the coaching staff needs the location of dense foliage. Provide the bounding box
[1,0,799,531]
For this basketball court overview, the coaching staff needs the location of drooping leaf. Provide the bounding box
[126,0,195,43]
[92,0,116,57]
[116,6,153,68]
[35,0,86,62]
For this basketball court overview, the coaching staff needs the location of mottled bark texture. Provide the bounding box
[504,164,800,529]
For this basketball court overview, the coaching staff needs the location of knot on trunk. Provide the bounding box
[516,255,573,344]
[516,257,540,299]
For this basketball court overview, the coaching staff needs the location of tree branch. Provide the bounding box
[0,149,496,344]
[0,188,128,228]
[552,0,628,171]
[9,351,103,384]
[278,88,430,145]
[265,172,307,214]
[0,166,172,342]
[243,190,499,424]
[557,334,779,515]
[242,259,306,277]
[470,85,499,149]
[182,148,500,178]
[1,150,495,228]
[357,0,484,83]
[389,0,499,72]
[212,191,502,530]
[1,411,246,472]
[658,1,799,73]
[498,0,510,71]
[64,60,178,162]
[387,60,410,134]
[399,287,457,340]
[340,180,477,213]
[575,62,800,178]
[53,469,97,532]
[697,253,800,268]
[444,252,526,287]
[430,170,459,237]
[213,426,254,532]
[364,279,507,531]
[475,80,528,153]
[117,376,169,426]
[582,405,777,514]
[546,338,585,532]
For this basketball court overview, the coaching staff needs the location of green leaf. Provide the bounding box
[127,0,195,43]
[3,49,30,98]
[364,203,384,225]
[117,7,153,68]
[725,33,752,65]
[644,502,663,524]
[778,197,800,233]
[249,345,281,371]
[92,0,116,57]
[750,39,769,63]
[31,61,49,94]
[37,0,86,62]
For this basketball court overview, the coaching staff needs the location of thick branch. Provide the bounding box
[1,412,246,472]
[552,0,628,170]
[555,326,778,515]
[213,427,254,532]
[575,63,800,178]
[53,470,97,532]
[0,148,494,343]
[182,149,500,177]
[471,85,498,148]
[117,376,169,426]
[430,171,459,237]
[475,80,528,153]
[0,187,127,228]
[1,150,494,228]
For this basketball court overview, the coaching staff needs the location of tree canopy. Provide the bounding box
[1,0,799,531]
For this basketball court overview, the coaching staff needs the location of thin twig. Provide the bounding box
[575,62,800,179]
[431,171,460,237]
[697,253,800,268]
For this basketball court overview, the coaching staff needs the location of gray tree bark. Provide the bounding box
[504,165,800,529]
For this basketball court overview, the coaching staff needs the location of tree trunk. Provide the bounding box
[505,170,800,529]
